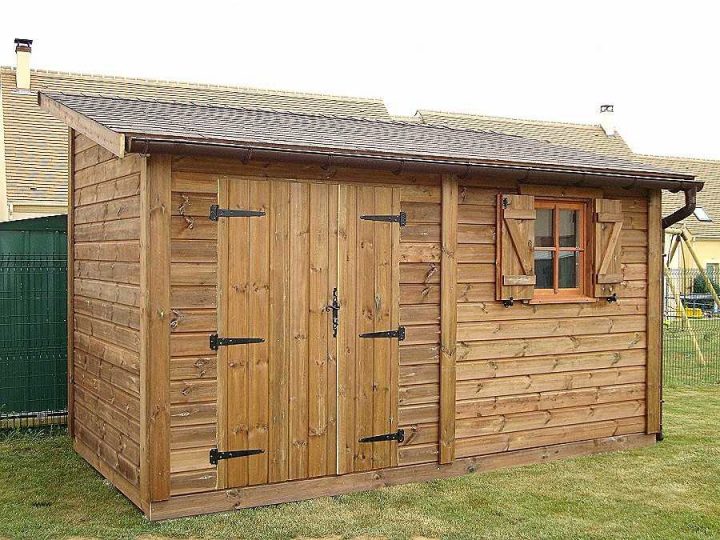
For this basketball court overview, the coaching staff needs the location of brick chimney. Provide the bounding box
[14,38,32,89]
[599,104,616,136]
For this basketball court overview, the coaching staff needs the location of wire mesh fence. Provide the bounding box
[664,268,720,386]
[0,253,68,429]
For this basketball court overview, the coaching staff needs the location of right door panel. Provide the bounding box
[338,185,401,474]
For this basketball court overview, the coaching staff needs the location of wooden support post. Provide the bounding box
[66,128,75,437]
[140,154,172,506]
[439,174,458,464]
[646,190,662,435]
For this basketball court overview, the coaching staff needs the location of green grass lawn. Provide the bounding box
[1,387,719,540]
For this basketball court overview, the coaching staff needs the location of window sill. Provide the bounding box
[527,296,597,305]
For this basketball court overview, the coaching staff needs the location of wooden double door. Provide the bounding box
[217,178,401,489]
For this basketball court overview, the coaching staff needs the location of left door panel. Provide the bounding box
[217,178,338,488]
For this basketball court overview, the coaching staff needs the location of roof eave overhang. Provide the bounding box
[125,135,702,193]
[38,93,126,157]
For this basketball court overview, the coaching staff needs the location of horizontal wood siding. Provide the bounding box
[167,169,219,495]
[71,133,143,498]
[454,183,649,459]
[398,184,443,466]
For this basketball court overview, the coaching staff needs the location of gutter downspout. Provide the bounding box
[662,187,697,229]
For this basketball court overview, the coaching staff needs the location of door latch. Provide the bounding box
[325,288,340,338]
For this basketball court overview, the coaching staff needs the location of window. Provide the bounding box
[533,199,589,300]
[694,207,712,222]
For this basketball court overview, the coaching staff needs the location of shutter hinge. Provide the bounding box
[359,327,405,341]
[209,204,266,221]
[209,448,264,465]
[360,212,407,226]
[210,333,264,350]
[359,429,405,444]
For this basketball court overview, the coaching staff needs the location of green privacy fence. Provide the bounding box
[0,215,67,428]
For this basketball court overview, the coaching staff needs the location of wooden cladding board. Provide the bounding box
[397,185,443,467]
[453,184,650,458]
[71,134,143,503]
[168,170,220,496]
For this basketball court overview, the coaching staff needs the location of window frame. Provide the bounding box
[531,198,593,304]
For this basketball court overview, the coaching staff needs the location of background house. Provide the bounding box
[1,38,718,271]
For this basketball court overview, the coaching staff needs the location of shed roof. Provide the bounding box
[39,92,699,189]
[416,110,635,158]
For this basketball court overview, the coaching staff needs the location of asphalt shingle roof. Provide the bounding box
[417,110,635,158]
[42,92,697,184]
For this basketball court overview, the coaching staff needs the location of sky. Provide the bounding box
[2,0,719,159]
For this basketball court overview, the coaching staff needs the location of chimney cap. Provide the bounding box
[600,104,614,113]
[14,38,33,52]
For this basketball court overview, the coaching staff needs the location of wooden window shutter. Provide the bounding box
[497,194,536,301]
[594,198,624,297]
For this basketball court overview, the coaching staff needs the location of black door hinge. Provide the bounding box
[359,327,405,341]
[209,204,266,221]
[209,448,264,465]
[325,287,340,338]
[360,212,407,226]
[210,333,264,351]
[359,429,405,444]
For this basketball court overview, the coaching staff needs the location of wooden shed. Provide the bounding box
[39,91,702,520]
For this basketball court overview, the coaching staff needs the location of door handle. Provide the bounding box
[325,288,340,338]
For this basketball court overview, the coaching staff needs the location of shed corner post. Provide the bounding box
[139,153,172,508]
[647,188,663,438]
[440,174,458,464]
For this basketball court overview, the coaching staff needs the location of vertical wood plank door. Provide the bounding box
[219,178,338,488]
[338,185,401,474]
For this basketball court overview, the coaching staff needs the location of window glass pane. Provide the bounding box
[558,251,578,288]
[559,210,578,247]
[535,208,553,247]
[534,250,553,289]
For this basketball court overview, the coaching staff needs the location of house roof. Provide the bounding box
[0,67,389,206]
[637,154,720,238]
[39,92,699,189]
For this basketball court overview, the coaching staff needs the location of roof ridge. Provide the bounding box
[418,108,606,131]
[0,65,385,105]
[636,152,720,165]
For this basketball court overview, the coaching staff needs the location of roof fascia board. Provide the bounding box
[38,93,125,157]
[126,136,701,191]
